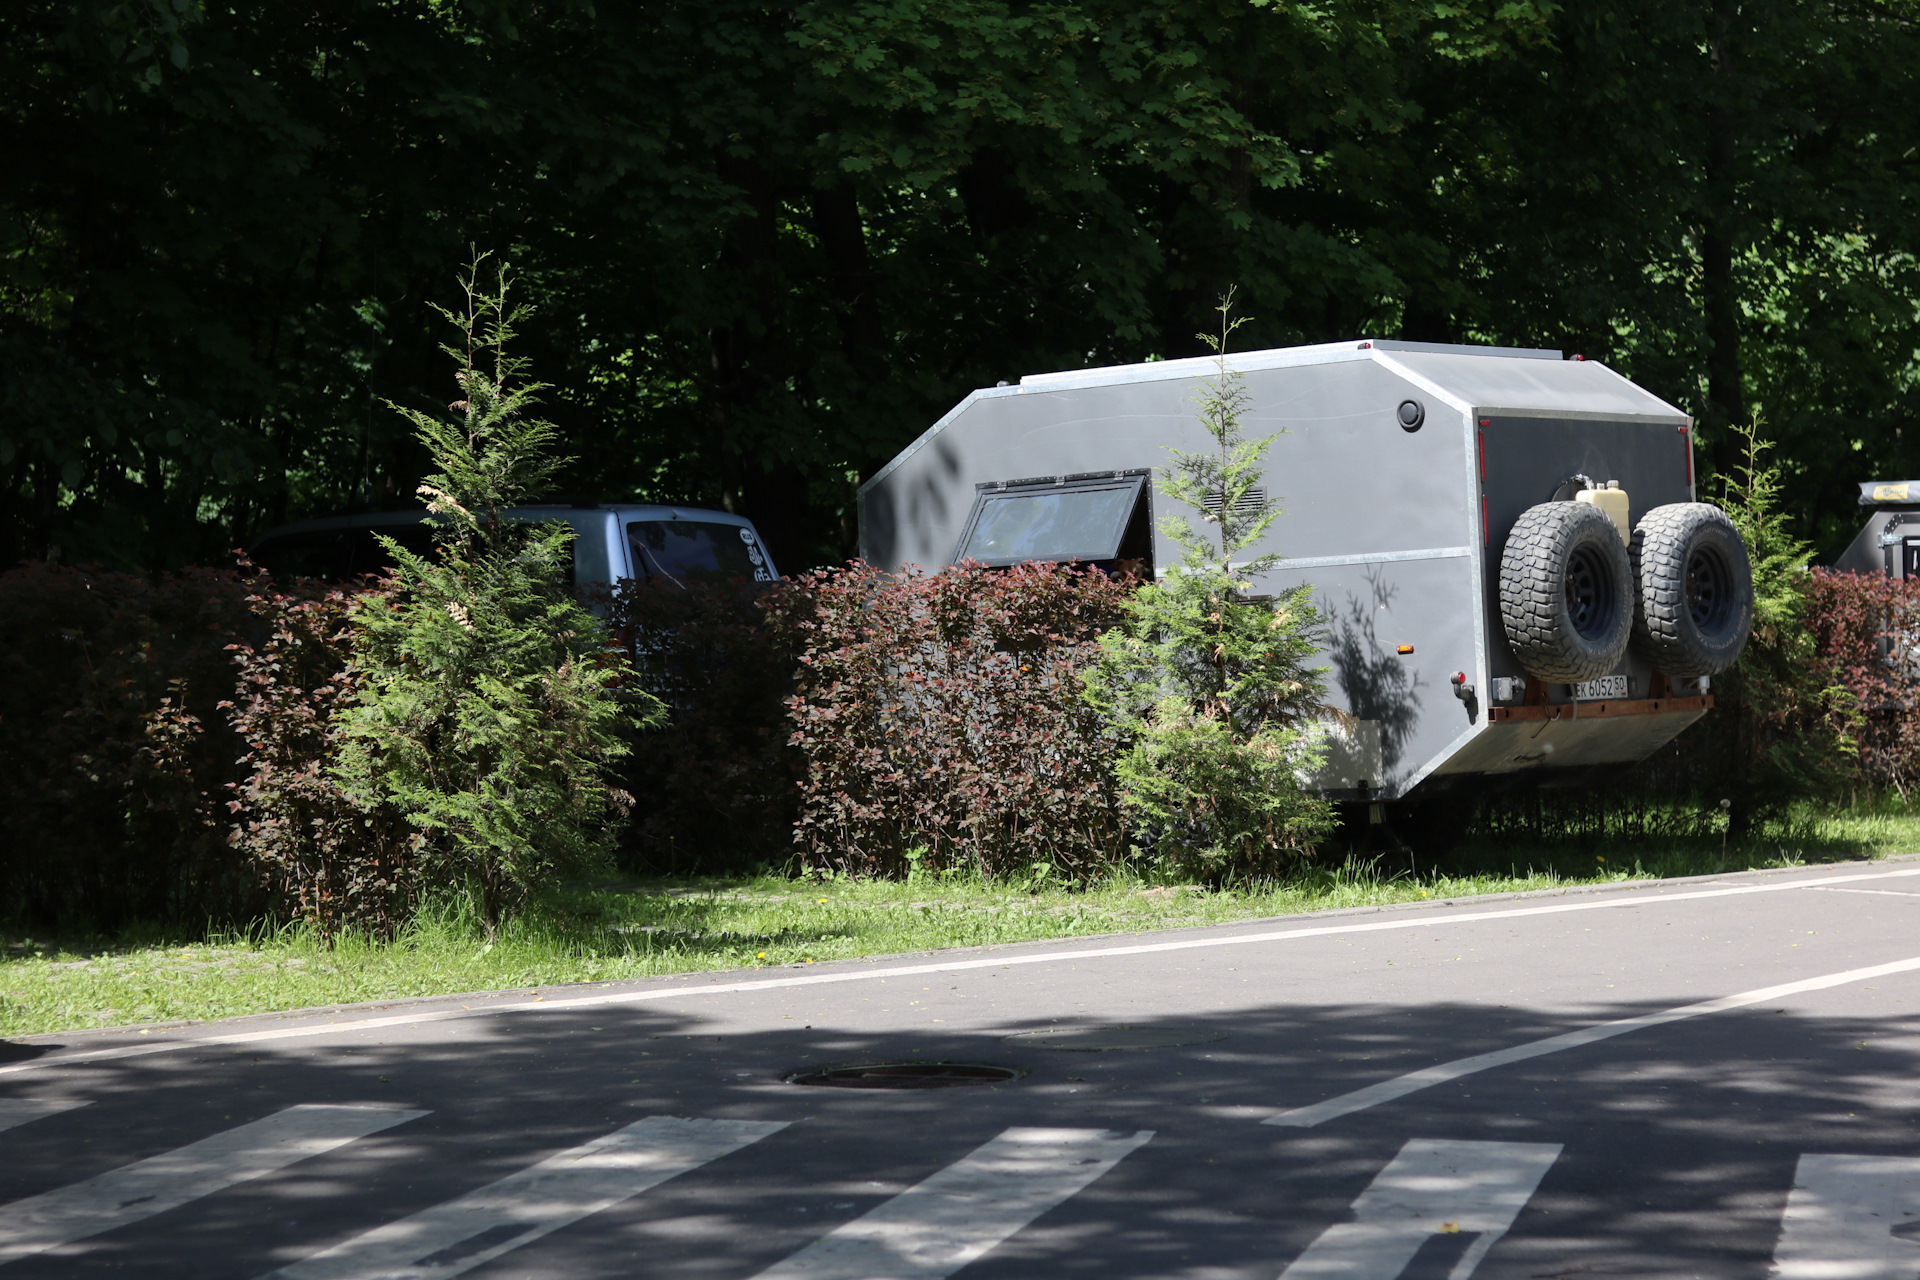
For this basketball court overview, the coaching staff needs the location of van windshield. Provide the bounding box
[627,521,772,583]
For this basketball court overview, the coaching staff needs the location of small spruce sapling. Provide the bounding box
[1701,420,1856,835]
[336,255,662,933]
[1082,290,1334,878]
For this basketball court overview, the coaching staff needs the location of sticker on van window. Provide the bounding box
[739,527,771,578]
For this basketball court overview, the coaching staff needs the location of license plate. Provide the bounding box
[1575,675,1629,701]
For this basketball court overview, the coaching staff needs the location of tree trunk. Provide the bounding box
[810,181,886,380]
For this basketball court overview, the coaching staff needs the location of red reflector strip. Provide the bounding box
[1680,426,1694,488]
[1477,430,1486,479]
[1482,495,1489,545]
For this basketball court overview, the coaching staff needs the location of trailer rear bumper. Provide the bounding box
[1486,694,1712,722]
[1436,697,1712,776]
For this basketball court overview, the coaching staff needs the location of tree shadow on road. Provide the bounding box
[0,989,1912,1279]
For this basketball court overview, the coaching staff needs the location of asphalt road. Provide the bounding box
[5,858,1920,1279]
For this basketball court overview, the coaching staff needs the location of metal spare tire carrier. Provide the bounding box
[1629,502,1753,677]
[1499,501,1634,682]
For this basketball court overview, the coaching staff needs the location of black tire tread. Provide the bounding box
[1498,501,1633,683]
[1629,502,1753,678]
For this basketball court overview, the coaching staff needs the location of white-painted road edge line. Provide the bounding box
[1265,952,1920,1128]
[0,1098,88,1132]
[1277,1138,1560,1279]
[1806,886,1920,898]
[8,865,1919,1078]
[749,1127,1153,1280]
[0,1104,425,1264]
[261,1115,787,1280]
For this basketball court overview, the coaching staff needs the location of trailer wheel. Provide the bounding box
[1629,502,1753,677]
[1499,501,1634,682]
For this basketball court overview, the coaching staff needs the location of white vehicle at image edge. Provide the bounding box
[247,501,779,590]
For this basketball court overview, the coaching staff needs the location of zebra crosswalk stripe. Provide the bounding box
[750,1126,1153,1280]
[258,1115,788,1280]
[0,1104,425,1265]
[1278,1138,1561,1279]
[1770,1153,1920,1278]
[0,1099,88,1133]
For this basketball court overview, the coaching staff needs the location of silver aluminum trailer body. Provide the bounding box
[859,339,1705,800]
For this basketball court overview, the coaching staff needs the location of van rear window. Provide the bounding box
[627,521,772,583]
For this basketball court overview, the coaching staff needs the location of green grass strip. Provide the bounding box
[4,808,1917,1037]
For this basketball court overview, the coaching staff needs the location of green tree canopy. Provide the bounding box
[5,0,1917,570]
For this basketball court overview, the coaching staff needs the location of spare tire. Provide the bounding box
[1499,501,1634,682]
[1629,502,1753,677]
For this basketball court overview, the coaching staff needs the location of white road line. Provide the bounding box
[7,865,1919,1078]
[1266,952,1920,1128]
[0,1104,424,1264]
[751,1127,1152,1280]
[262,1115,785,1280]
[1278,1139,1559,1279]
[1807,887,1920,898]
[1769,1153,1920,1278]
[0,1099,87,1132]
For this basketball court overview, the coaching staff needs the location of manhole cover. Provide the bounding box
[784,1062,1022,1089]
[1001,1026,1226,1052]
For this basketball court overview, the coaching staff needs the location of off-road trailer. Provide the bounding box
[1835,480,1920,580]
[859,339,1753,801]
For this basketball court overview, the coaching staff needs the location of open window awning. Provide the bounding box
[952,470,1148,567]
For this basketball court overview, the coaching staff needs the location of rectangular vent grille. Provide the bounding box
[1201,487,1266,516]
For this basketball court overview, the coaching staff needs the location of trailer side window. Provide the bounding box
[953,471,1149,569]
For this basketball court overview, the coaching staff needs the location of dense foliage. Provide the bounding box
[9,0,1919,573]
[226,577,416,943]
[1663,425,1861,835]
[0,562,254,927]
[335,260,656,932]
[782,559,1134,881]
[1083,297,1334,876]
[608,576,806,875]
[10,539,1920,929]
[1803,568,1920,802]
